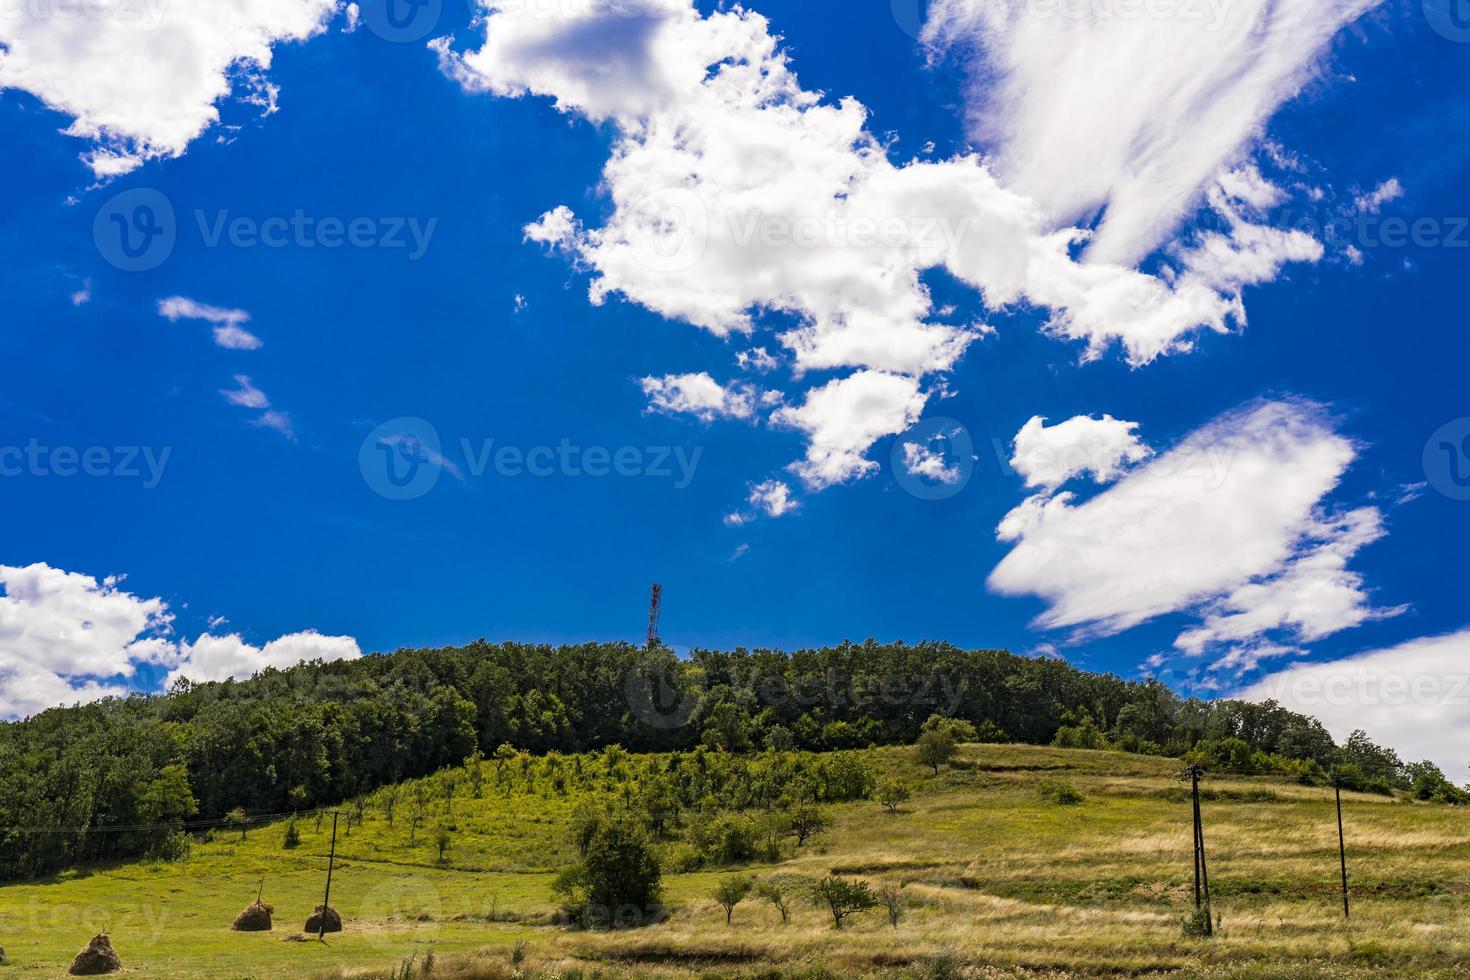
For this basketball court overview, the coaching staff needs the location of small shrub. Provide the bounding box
[1038,780,1084,805]
[283,821,301,850]
[1181,906,1214,938]
[151,830,192,863]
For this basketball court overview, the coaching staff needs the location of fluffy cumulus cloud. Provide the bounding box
[1241,630,1470,778]
[439,0,1342,505]
[989,400,1394,659]
[166,630,362,686]
[0,562,359,719]
[158,296,262,350]
[772,371,928,489]
[639,372,755,421]
[922,0,1385,266]
[1011,413,1151,491]
[0,0,338,175]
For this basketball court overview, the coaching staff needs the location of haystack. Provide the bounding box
[232,899,274,931]
[68,934,122,975]
[304,905,342,934]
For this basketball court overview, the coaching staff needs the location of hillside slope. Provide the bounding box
[3,743,1468,978]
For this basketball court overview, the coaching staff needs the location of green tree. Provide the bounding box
[224,807,248,841]
[786,805,830,847]
[810,874,876,929]
[574,820,663,928]
[756,876,796,925]
[875,778,911,813]
[915,730,957,774]
[713,874,753,925]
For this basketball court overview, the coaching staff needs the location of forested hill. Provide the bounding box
[0,639,1409,880]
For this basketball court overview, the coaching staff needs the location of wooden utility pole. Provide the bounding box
[1184,764,1213,935]
[1335,781,1350,919]
[318,811,339,941]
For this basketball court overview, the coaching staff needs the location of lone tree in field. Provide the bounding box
[915,730,958,774]
[714,875,753,925]
[876,881,907,929]
[555,819,663,928]
[876,778,911,813]
[380,786,400,827]
[224,807,249,841]
[757,876,797,925]
[786,804,830,847]
[811,874,877,930]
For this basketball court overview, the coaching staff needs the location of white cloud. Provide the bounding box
[0,0,338,175]
[749,479,797,518]
[158,296,262,350]
[639,372,755,422]
[221,374,271,409]
[220,374,295,439]
[441,0,1333,493]
[736,347,779,373]
[1354,177,1404,215]
[1175,507,1401,655]
[254,409,297,440]
[1241,629,1470,777]
[1011,413,1150,491]
[921,0,1384,265]
[724,478,798,525]
[772,371,928,489]
[167,629,361,686]
[990,399,1389,653]
[901,440,962,486]
[0,562,358,719]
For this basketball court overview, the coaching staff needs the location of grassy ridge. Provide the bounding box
[3,744,1468,978]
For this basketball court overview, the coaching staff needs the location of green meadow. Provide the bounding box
[4,743,1469,978]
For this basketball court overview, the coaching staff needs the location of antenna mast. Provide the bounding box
[646,583,663,648]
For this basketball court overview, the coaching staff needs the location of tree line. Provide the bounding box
[0,639,1445,879]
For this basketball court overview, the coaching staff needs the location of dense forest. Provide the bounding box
[0,639,1439,880]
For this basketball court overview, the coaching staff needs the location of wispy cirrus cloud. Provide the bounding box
[158,296,262,350]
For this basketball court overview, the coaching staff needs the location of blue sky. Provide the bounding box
[2,0,1469,769]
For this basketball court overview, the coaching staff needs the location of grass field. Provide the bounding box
[3,743,1469,978]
